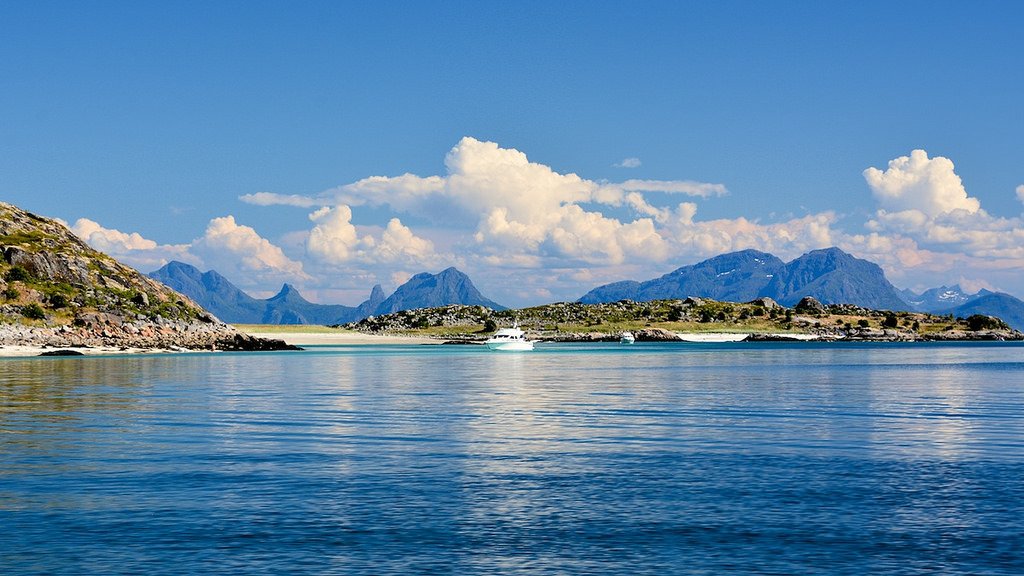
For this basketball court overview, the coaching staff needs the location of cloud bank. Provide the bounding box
[68,139,1024,305]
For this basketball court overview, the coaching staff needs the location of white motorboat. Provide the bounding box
[485,322,534,351]
[619,331,636,344]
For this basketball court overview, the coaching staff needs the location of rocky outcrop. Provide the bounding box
[749,297,782,311]
[634,328,683,341]
[4,246,93,286]
[0,314,298,351]
[0,201,297,352]
[794,296,826,314]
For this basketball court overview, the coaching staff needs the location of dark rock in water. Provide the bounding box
[744,333,806,342]
[212,333,302,352]
[39,349,85,356]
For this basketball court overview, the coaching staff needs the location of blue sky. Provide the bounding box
[3,1,1023,306]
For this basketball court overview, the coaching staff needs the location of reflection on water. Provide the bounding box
[2,343,1024,574]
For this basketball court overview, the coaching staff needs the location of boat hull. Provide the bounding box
[485,340,535,351]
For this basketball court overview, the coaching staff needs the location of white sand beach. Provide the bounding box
[0,345,187,357]
[236,328,441,346]
[0,332,439,357]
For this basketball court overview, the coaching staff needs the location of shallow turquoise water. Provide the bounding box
[2,342,1023,574]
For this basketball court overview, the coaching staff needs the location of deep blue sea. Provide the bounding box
[2,341,1024,575]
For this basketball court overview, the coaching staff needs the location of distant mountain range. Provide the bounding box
[900,285,993,312]
[579,247,1024,330]
[150,247,1024,330]
[580,248,907,310]
[150,262,504,324]
[939,293,1024,331]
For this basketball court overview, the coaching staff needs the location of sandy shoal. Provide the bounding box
[238,330,441,346]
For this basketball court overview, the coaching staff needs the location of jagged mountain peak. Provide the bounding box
[373,268,504,315]
[579,246,907,311]
[580,248,785,304]
[151,263,504,324]
[902,283,996,313]
[368,284,385,301]
[269,283,305,301]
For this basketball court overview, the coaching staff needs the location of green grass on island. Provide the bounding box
[276,298,1016,341]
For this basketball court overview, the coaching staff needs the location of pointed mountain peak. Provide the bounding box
[152,260,204,279]
[161,260,202,274]
[368,284,385,302]
[373,268,504,315]
[268,283,308,303]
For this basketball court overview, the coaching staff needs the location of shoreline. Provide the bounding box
[4,326,1021,358]
[235,328,441,346]
[0,344,195,357]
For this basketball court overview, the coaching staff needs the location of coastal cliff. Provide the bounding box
[0,202,296,353]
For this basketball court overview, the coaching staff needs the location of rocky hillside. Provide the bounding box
[0,202,294,352]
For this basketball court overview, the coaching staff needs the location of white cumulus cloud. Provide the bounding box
[191,215,308,286]
[72,218,158,252]
[1017,184,1024,205]
[305,205,439,266]
[306,205,362,262]
[236,137,860,302]
[378,218,436,262]
[863,150,1024,261]
[863,149,981,217]
[70,218,194,270]
[316,137,733,266]
[614,157,642,168]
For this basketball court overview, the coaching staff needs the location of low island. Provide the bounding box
[335,297,1024,344]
